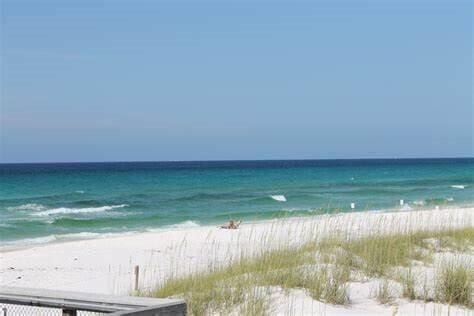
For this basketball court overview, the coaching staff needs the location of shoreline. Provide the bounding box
[2,204,473,253]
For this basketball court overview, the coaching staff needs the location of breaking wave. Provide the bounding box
[270,195,287,202]
[33,204,128,217]
[451,185,466,189]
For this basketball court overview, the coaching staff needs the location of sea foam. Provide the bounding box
[7,203,46,212]
[146,221,201,232]
[33,204,128,217]
[1,231,134,248]
[451,185,466,189]
[4,235,58,246]
[270,195,287,202]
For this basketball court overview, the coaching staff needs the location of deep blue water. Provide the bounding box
[1,158,473,245]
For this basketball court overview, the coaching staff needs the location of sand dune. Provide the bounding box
[1,207,472,315]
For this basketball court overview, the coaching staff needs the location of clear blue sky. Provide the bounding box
[1,0,472,163]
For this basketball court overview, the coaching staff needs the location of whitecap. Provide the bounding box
[413,200,426,206]
[270,195,287,202]
[75,190,85,194]
[451,185,465,189]
[32,204,128,217]
[446,197,454,202]
[7,203,46,212]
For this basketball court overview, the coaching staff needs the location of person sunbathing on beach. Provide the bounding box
[219,220,241,229]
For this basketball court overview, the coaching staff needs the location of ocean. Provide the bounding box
[1,159,472,246]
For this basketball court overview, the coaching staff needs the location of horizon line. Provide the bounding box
[1,156,473,165]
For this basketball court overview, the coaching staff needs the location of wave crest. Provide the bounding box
[270,195,287,202]
[33,204,128,217]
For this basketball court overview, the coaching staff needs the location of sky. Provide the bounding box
[1,0,472,163]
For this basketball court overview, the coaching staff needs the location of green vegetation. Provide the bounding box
[143,227,474,315]
[435,262,473,308]
[400,269,416,300]
[376,279,395,305]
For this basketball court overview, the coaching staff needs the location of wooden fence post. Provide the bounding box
[134,265,139,292]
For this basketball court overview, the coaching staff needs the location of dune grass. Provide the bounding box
[400,269,416,300]
[376,279,395,305]
[435,262,473,308]
[145,226,474,315]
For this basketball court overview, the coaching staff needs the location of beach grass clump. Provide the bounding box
[155,273,251,315]
[319,265,351,305]
[400,270,416,300]
[275,264,351,305]
[238,294,270,316]
[344,233,431,276]
[437,227,474,251]
[376,279,395,305]
[435,262,473,308]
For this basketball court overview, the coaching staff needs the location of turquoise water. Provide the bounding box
[1,159,473,245]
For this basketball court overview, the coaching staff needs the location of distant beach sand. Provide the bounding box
[1,207,473,315]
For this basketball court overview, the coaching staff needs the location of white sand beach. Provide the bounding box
[1,207,473,315]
